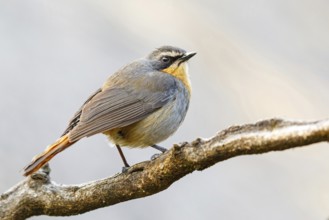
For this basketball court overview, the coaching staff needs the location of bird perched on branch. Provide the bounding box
[23,46,196,176]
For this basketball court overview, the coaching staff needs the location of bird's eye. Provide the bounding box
[161,56,171,63]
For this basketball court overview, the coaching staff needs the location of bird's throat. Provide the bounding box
[162,63,191,94]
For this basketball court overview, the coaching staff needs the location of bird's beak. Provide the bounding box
[178,51,197,63]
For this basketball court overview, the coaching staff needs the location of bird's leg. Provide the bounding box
[150,144,167,160]
[115,144,130,172]
[151,144,167,153]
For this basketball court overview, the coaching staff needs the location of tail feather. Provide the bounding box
[23,134,72,176]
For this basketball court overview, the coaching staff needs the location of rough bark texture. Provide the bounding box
[1,118,329,219]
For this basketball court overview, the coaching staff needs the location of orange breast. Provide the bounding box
[162,63,191,94]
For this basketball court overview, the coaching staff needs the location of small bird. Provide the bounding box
[23,46,196,176]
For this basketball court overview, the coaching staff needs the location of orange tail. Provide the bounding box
[23,134,72,176]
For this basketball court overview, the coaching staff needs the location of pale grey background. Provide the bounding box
[1,0,329,219]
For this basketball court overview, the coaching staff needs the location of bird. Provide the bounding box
[23,45,196,176]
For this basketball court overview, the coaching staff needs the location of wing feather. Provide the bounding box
[61,88,102,136]
[67,76,177,142]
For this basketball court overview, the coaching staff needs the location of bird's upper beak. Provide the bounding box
[178,51,197,63]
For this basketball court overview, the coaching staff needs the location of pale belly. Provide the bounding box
[105,96,189,148]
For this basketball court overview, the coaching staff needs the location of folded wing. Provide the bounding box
[65,75,177,142]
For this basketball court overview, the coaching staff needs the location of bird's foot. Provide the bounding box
[150,144,167,161]
[121,166,130,173]
[124,161,148,174]
[151,153,161,160]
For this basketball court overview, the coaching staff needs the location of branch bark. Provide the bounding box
[1,118,329,219]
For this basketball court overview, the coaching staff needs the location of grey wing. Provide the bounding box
[61,88,102,136]
[67,82,177,142]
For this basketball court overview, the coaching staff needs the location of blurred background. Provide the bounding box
[0,0,329,219]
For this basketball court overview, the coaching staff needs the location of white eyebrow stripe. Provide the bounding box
[155,51,183,59]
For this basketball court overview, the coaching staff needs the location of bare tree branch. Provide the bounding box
[1,118,329,219]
